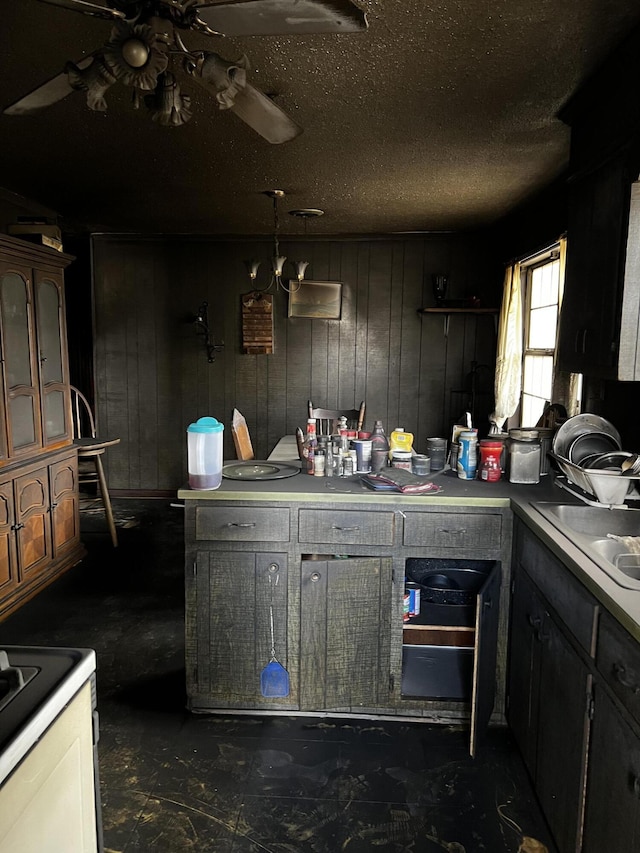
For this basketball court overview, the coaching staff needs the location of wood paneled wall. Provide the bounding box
[91,234,500,492]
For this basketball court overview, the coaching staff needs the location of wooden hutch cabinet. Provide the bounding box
[0,233,84,620]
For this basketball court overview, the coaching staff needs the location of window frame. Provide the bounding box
[518,244,563,427]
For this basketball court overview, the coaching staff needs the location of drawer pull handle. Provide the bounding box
[225,522,256,528]
[331,525,360,532]
[437,528,466,535]
[527,614,541,630]
[613,663,640,694]
[633,776,640,799]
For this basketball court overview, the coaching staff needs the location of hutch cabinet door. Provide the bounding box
[49,453,80,557]
[0,480,18,599]
[299,557,392,712]
[13,466,53,583]
[34,272,72,448]
[582,685,640,853]
[187,550,296,710]
[0,263,42,459]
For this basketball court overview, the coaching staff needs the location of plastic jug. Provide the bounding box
[389,428,413,460]
[187,417,224,490]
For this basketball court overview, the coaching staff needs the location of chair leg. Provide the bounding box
[94,454,118,548]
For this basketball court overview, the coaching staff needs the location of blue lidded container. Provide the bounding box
[187,417,224,490]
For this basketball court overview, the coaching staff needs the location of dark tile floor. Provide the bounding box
[0,498,557,853]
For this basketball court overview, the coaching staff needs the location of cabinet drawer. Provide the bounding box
[195,506,289,542]
[516,522,598,654]
[403,512,501,549]
[298,509,395,546]
[597,612,640,725]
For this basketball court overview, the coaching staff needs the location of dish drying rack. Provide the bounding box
[550,453,640,510]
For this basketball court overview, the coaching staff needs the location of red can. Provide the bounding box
[479,440,503,482]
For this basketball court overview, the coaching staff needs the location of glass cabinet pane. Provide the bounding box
[10,396,36,448]
[36,279,63,385]
[43,390,66,441]
[1,273,33,389]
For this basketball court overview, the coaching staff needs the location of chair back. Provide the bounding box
[308,400,366,436]
[70,386,97,439]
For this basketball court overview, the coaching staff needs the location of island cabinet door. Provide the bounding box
[299,557,392,712]
[582,685,640,853]
[186,550,297,711]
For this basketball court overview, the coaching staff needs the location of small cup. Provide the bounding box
[412,454,431,475]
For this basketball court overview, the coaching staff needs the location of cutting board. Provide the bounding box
[232,408,254,460]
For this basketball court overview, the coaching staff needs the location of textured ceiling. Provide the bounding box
[2,0,640,236]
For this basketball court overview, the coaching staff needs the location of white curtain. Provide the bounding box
[490,262,523,431]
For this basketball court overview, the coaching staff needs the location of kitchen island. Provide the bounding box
[179,465,530,754]
[180,464,640,849]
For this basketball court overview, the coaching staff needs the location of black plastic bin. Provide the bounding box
[401,558,497,700]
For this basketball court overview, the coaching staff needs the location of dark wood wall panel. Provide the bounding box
[91,234,499,491]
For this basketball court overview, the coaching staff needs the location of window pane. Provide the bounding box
[530,259,559,308]
[523,354,553,396]
[529,306,558,349]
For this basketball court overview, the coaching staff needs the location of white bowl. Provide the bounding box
[583,469,633,505]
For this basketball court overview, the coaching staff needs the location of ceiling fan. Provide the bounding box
[3,0,368,143]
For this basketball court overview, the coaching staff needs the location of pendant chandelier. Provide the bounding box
[247,190,320,293]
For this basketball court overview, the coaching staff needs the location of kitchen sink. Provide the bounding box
[531,502,640,590]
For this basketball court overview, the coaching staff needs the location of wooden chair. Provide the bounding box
[308,400,366,436]
[71,386,121,548]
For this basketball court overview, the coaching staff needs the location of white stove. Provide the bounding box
[0,646,101,853]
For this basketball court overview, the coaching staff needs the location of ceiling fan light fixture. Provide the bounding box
[121,39,150,68]
[104,21,168,90]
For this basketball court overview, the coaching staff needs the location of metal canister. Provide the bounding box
[536,427,554,476]
[508,428,541,484]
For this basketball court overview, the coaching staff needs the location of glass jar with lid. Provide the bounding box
[508,428,541,484]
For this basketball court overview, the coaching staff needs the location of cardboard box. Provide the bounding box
[8,224,63,252]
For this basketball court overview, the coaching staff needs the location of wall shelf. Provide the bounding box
[418,307,499,336]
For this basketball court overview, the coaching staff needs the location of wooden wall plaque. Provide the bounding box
[242,290,274,354]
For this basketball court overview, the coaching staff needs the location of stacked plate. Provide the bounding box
[552,414,622,466]
[551,414,636,505]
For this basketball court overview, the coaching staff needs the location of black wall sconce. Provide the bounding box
[432,273,449,307]
[194,302,224,362]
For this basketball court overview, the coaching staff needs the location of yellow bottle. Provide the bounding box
[389,427,414,459]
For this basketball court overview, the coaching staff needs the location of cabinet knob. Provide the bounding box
[310,571,321,582]
[612,662,640,694]
[268,563,279,574]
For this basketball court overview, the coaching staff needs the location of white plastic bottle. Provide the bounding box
[187,417,224,489]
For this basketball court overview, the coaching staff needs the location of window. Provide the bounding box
[519,245,581,427]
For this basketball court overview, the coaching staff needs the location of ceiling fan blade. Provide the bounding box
[228,83,302,143]
[34,0,125,19]
[190,52,302,143]
[3,57,95,115]
[196,0,367,36]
